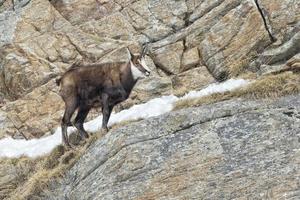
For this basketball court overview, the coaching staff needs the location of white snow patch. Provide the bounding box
[84,95,178,133]
[0,79,250,158]
[0,132,62,158]
[181,79,249,100]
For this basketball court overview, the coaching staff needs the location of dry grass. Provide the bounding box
[234,72,300,98]
[0,132,103,200]
[172,85,191,97]
[0,157,39,200]
[0,145,67,200]
[0,117,144,200]
[2,68,299,199]
[174,72,300,110]
[227,51,258,77]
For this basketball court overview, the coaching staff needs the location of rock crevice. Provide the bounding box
[0,0,299,139]
[43,94,300,200]
[253,0,276,42]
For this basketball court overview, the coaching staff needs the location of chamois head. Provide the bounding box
[129,45,151,79]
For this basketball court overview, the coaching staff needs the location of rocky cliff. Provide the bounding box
[0,1,300,199]
[0,0,300,139]
[42,94,300,199]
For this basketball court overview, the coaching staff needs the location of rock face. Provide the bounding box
[0,0,300,138]
[257,0,300,43]
[0,81,63,139]
[44,94,300,199]
[172,66,215,95]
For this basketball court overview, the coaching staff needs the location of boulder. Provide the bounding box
[115,76,173,112]
[121,0,186,41]
[149,0,273,79]
[50,0,121,25]
[79,12,137,41]
[0,81,63,139]
[172,66,215,95]
[251,31,300,73]
[153,41,184,75]
[43,94,300,199]
[256,0,300,44]
[0,0,300,140]
[197,0,271,80]
[181,47,201,72]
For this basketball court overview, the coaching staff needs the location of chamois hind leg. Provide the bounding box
[74,105,91,140]
[61,98,78,147]
[101,93,114,133]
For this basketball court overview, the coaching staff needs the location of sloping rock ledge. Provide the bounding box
[45,94,300,199]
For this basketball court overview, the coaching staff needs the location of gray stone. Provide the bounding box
[181,47,200,72]
[42,94,300,200]
[153,41,184,75]
[1,0,300,143]
[172,66,215,95]
[256,0,300,44]
[0,11,20,46]
[250,31,300,74]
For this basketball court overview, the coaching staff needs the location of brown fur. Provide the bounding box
[57,54,149,147]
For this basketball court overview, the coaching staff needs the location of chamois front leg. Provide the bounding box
[108,86,128,105]
[117,87,128,101]
[74,105,91,140]
[101,93,114,134]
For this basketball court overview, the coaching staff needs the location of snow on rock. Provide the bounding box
[181,79,249,100]
[0,131,62,158]
[0,79,250,158]
[84,95,178,133]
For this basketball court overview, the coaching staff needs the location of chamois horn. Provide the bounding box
[141,44,149,57]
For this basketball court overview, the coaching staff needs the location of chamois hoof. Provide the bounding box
[99,128,108,136]
[63,143,74,151]
[83,131,90,138]
[78,132,89,140]
[102,127,109,133]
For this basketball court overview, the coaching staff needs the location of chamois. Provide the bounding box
[56,47,151,147]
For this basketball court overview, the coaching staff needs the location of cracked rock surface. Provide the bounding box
[44,94,300,199]
[0,0,299,138]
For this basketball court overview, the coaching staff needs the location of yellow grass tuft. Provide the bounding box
[174,72,300,110]
[0,117,140,200]
[172,85,191,97]
[0,133,103,200]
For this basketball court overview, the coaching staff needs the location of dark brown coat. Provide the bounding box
[57,54,150,146]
